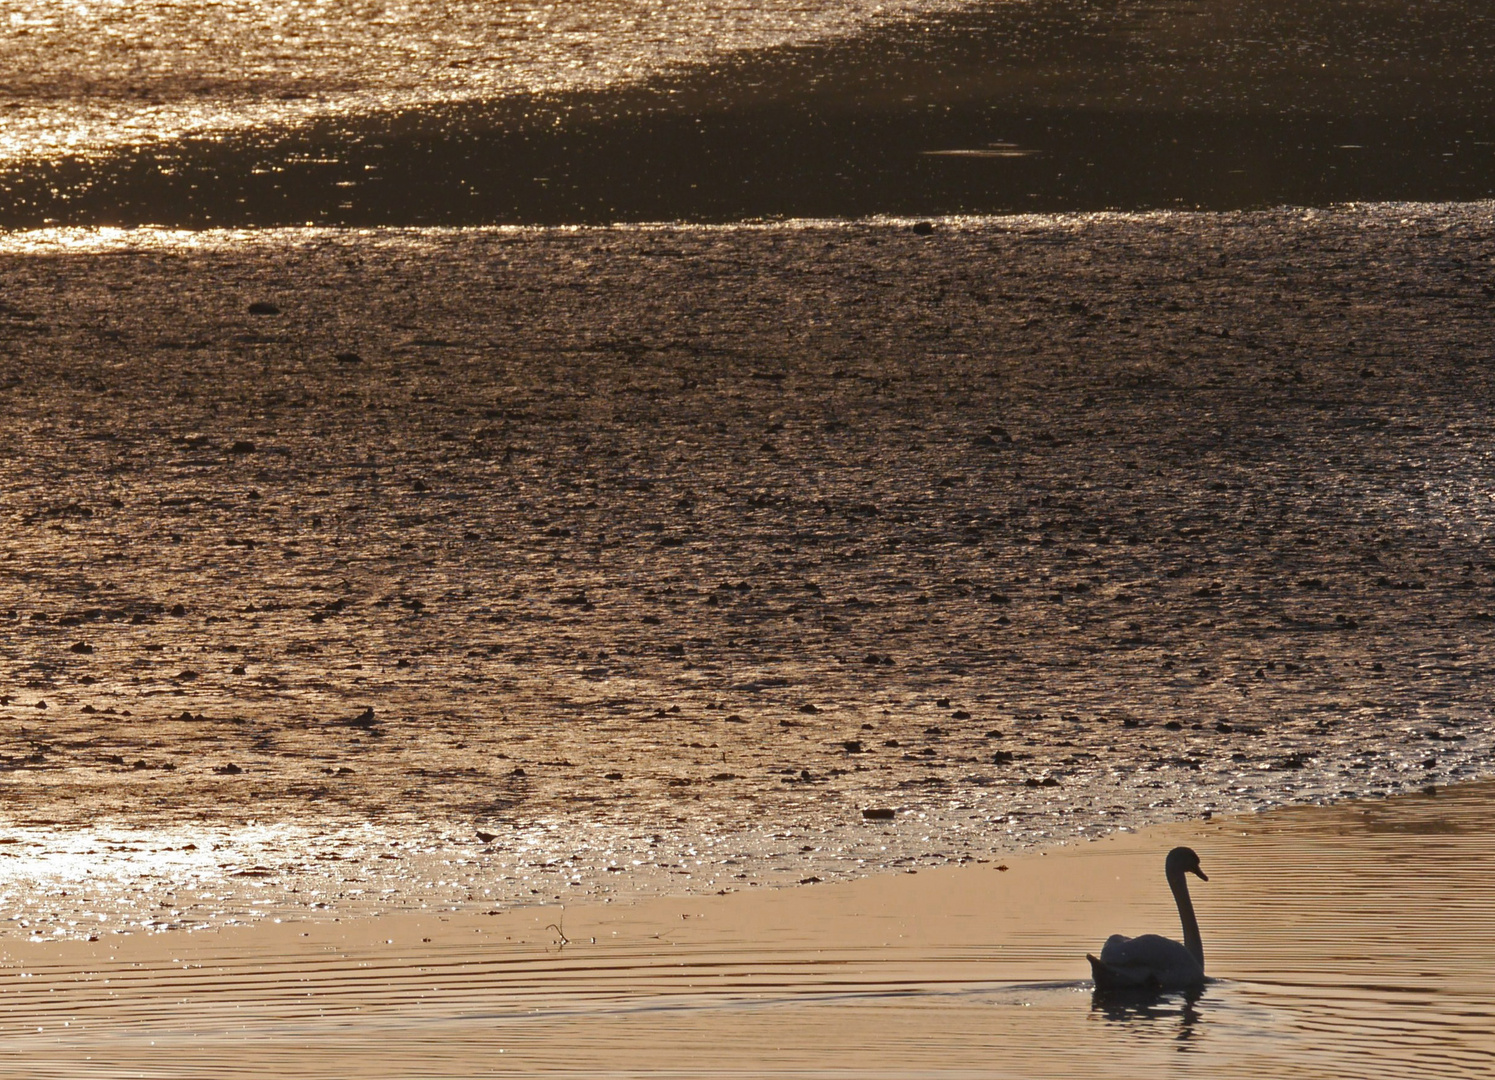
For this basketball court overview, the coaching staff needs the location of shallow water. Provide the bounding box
[0,0,958,164]
[1,783,1493,1077]
[6,0,1495,225]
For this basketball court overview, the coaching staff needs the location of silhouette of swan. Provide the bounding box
[1088,846,1209,990]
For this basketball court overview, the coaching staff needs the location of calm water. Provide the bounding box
[0,0,957,162]
[0,784,1493,1077]
[3,0,1494,225]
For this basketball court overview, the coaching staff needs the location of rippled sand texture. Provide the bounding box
[0,204,1494,928]
[1,784,1493,1078]
[0,0,958,164]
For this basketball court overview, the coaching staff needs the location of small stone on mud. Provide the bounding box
[69,641,93,653]
[247,301,280,315]
[213,762,242,775]
[862,807,896,820]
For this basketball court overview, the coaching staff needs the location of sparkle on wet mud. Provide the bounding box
[0,205,1492,934]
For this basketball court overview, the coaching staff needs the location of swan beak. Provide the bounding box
[1192,867,1208,881]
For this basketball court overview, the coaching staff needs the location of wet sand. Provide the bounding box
[1,781,1493,1077]
[0,203,1493,932]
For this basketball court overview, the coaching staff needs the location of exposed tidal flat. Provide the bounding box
[0,203,1493,936]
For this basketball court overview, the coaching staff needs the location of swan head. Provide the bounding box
[1165,846,1207,881]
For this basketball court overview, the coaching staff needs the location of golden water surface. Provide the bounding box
[0,782,1490,1077]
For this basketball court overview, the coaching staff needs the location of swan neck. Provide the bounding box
[1168,869,1204,968]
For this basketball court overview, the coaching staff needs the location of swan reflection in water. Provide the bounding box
[1091,984,1206,1046]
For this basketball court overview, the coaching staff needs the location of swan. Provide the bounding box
[1087,846,1209,990]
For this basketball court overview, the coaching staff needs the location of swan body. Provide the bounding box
[1087,846,1208,991]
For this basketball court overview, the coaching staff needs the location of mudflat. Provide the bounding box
[0,204,1492,933]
